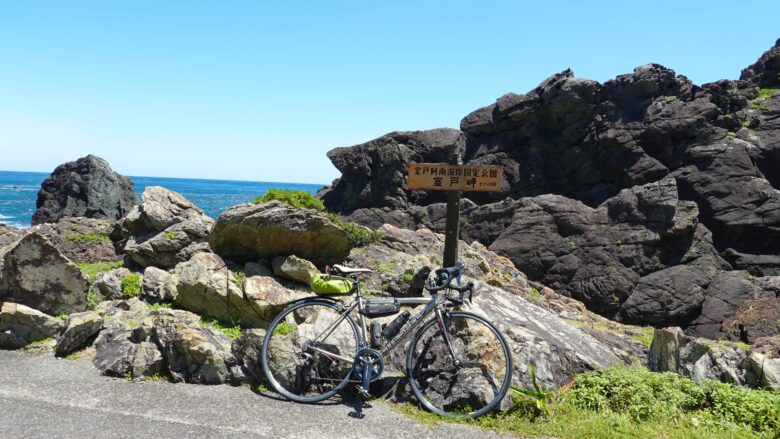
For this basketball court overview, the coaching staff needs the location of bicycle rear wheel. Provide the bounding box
[406,311,513,418]
[261,299,359,403]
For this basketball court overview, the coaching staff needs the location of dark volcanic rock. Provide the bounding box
[322,128,465,213]
[0,232,90,315]
[32,155,138,225]
[321,39,780,334]
[34,217,122,264]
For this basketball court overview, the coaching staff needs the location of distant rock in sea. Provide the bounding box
[32,155,138,225]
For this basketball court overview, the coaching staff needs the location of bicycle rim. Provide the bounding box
[261,300,359,403]
[406,311,513,418]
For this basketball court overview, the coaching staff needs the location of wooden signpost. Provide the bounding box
[407,156,503,267]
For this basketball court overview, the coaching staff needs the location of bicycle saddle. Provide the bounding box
[331,264,373,275]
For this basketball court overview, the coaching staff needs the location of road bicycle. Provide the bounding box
[260,261,513,418]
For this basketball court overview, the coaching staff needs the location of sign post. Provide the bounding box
[407,160,503,267]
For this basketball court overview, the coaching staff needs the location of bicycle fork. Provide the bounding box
[435,307,461,367]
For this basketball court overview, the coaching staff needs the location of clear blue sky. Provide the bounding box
[1,1,778,185]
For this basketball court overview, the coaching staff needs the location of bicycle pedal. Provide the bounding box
[355,385,371,399]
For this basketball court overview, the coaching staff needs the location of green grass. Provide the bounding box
[121,274,142,298]
[86,289,100,310]
[164,230,178,240]
[233,267,246,288]
[272,321,296,336]
[402,269,415,283]
[148,302,173,310]
[56,313,69,321]
[146,371,172,381]
[66,233,111,243]
[20,337,55,353]
[253,188,324,211]
[756,87,779,100]
[202,318,242,340]
[395,366,779,439]
[76,261,123,281]
[325,213,383,246]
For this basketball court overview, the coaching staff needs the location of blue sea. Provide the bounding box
[0,170,323,229]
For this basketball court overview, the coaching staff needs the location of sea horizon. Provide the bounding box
[0,170,325,229]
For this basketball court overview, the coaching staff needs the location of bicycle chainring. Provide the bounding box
[352,348,384,382]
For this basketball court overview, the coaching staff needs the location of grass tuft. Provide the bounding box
[121,274,142,298]
[66,233,111,243]
[202,318,242,340]
[254,188,324,211]
[76,261,123,281]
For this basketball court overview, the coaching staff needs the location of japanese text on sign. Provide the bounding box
[407,163,503,192]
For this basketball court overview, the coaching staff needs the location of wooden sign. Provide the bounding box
[407,163,503,192]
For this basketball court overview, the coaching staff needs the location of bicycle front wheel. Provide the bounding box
[406,311,513,418]
[261,299,359,403]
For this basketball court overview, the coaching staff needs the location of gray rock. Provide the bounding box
[748,352,780,390]
[55,311,104,356]
[209,200,351,268]
[132,341,165,378]
[92,339,138,376]
[271,255,319,285]
[32,217,122,264]
[141,266,175,301]
[32,155,138,225]
[170,252,267,328]
[0,302,64,349]
[90,268,132,302]
[113,186,213,268]
[150,311,240,385]
[231,328,266,382]
[0,232,89,315]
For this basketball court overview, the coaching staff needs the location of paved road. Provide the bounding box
[0,350,513,439]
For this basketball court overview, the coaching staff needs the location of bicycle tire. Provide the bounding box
[406,311,513,418]
[261,299,360,403]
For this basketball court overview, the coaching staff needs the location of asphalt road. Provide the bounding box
[0,350,514,439]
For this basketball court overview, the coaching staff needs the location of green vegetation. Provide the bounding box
[396,366,779,439]
[164,230,178,240]
[121,274,142,298]
[202,318,242,340]
[76,261,123,281]
[273,321,296,336]
[56,313,69,321]
[529,287,541,299]
[375,260,395,273]
[402,269,415,283]
[326,213,383,246]
[254,188,325,211]
[66,233,111,243]
[146,371,172,382]
[233,267,246,288]
[21,337,55,353]
[749,87,779,110]
[256,383,269,393]
[148,302,173,311]
[86,289,100,310]
[124,371,133,381]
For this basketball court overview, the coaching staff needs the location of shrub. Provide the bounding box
[121,274,142,298]
[66,233,111,243]
[202,318,241,340]
[325,213,382,246]
[253,188,324,211]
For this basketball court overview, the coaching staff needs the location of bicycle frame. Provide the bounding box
[308,286,451,365]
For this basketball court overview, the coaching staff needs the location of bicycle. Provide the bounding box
[260,261,513,418]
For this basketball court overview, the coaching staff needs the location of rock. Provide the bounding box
[141,266,175,301]
[150,310,240,385]
[92,340,138,376]
[93,298,150,350]
[720,297,780,343]
[132,341,165,378]
[646,327,780,388]
[242,275,312,322]
[687,271,775,338]
[0,232,90,315]
[113,186,213,268]
[209,200,351,268]
[321,128,465,212]
[752,336,780,358]
[0,225,22,248]
[32,155,138,225]
[55,311,104,356]
[0,302,63,349]
[231,328,266,382]
[748,352,780,391]
[90,268,132,302]
[271,255,319,285]
[170,252,270,327]
[320,40,780,330]
[33,217,122,264]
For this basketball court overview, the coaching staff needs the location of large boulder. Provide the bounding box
[0,232,89,315]
[32,155,138,225]
[209,200,352,268]
[0,302,64,349]
[170,252,311,328]
[648,327,780,390]
[33,217,122,264]
[55,311,104,356]
[113,186,213,268]
[89,267,133,302]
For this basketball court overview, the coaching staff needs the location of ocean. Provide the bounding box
[0,170,323,229]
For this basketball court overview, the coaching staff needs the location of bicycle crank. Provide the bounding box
[352,348,384,397]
